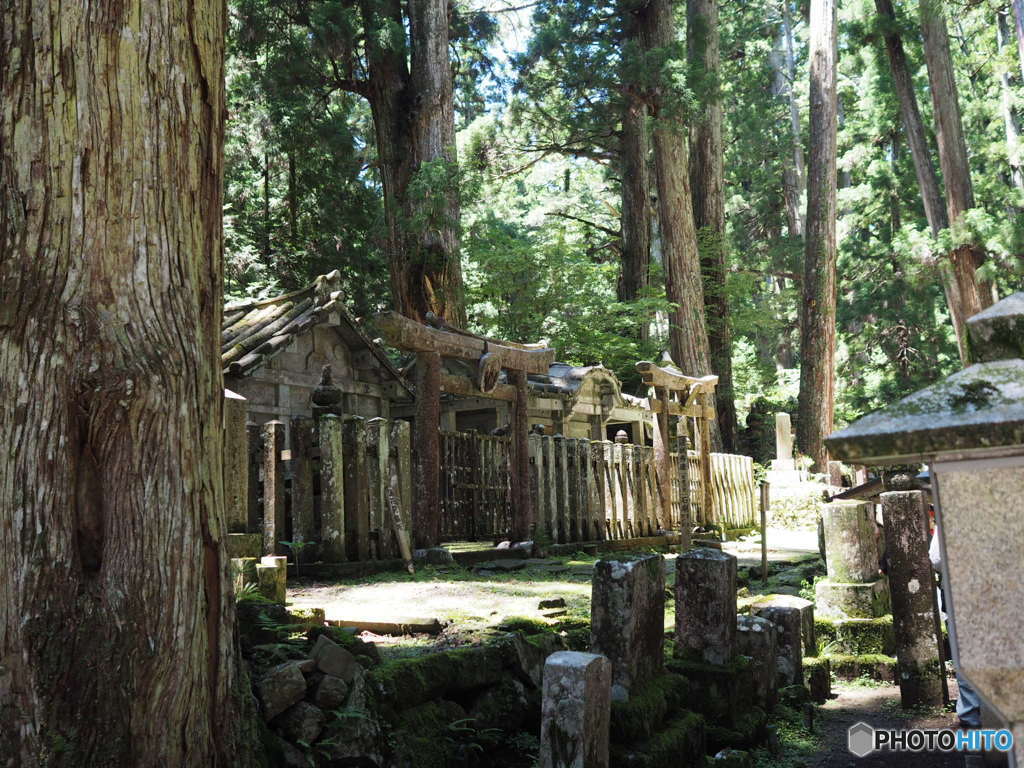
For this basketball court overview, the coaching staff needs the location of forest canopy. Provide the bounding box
[223,0,1024,447]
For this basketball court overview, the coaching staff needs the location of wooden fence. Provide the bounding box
[437,430,758,544]
[236,415,413,563]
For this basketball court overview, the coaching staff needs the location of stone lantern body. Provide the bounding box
[826,293,1024,766]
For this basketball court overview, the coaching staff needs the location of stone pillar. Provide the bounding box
[290,416,316,559]
[256,555,287,603]
[751,598,809,686]
[261,420,286,556]
[343,416,369,561]
[880,490,943,708]
[827,460,843,488]
[815,501,890,618]
[590,555,664,701]
[675,548,737,665]
[319,414,346,562]
[223,389,249,533]
[751,594,816,659]
[773,413,794,469]
[541,651,612,768]
[736,615,777,712]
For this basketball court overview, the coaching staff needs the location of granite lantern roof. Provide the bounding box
[825,292,1024,465]
[221,270,406,387]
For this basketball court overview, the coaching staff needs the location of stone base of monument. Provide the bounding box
[827,653,897,682]
[803,657,831,702]
[226,532,263,559]
[608,674,706,765]
[814,615,895,656]
[814,578,890,619]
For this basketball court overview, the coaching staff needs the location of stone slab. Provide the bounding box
[541,651,612,768]
[820,501,880,583]
[675,548,737,665]
[736,615,777,712]
[815,578,890,619]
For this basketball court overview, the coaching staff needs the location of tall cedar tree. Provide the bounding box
[798,0,838,470]
[918,0,996,323]
[688,0,737,452]
[874,0,969,363]
[635,0,718,447]
[0,1,258,765]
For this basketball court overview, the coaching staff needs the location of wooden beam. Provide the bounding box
[377,311,556,374]
[439,373,516,401]
[648,399,714,419]
[635,361,719,392]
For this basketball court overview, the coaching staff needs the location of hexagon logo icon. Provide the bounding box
[848,722,875,757]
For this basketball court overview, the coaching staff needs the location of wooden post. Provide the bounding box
[676,429,691,549]
[510,369,532,541]
[290,416,316,558]
[652,386,673,537]
[319,414,346,562]
[414,350,442,548]
[760,481,770,587]
[699,393,714,528]
[390,419,414,567]
[261,420,285,555]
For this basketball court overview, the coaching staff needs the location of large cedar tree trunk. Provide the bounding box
[361,0,464,324]
[771,1,807,238]
[998,10,1024,193]
[918,0,996,318]
[1014,0,1024,80]
[636,0,716,440]
[797,0,838,471]
[688,0,736,453]
[874,0,969,363]
[0,2,256,766]
[619,38,652,341]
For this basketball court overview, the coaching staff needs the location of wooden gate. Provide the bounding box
[440,431,513,541]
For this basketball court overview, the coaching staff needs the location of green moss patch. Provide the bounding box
[610,674,693,744]
[370,644,508,713]
[815,615,894,655]
[827,653,896,682]
[610,712,706,768]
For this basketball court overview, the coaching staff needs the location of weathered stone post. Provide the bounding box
[256,555,287,603]
[814,500,889,618]
[590,555,664,700]
[540,651,612,768]
[343,416,370,561]
[751,595,815,686]
[736,615,777,712]
[880,488,943,707]
[290,416,316,558]
[774,412,794,469]
[261,420,286,555]
[319,414,346,562]
[223,389,249,533]
[675,548,737,664]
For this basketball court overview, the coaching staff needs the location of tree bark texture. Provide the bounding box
[771,1,807,238]
[688,0,735,453]
[797,0,838,471]
[636,0,715,404]
[998,10,1024,193]
[0,2,257,766]
[619,87,652,340]
[1013,0,1024,81]
[874,0,969,363]
[918,0,996,318]
[361,0,464,324]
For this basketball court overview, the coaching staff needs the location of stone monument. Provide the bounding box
[826,292,1024,767]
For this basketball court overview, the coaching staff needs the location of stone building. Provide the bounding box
[222,271,412,425]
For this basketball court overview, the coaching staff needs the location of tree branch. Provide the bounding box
[545,211,621,238]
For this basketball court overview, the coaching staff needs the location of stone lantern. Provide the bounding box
[826,293,1024,766]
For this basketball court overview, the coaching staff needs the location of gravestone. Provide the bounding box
[590,555,664,701]
[814,501,889,618]
[736,615,777,712]
[540,651,612,768]
[880,489,943,708]
[257,555,287,603]
[223,389,249,533]
[751,594,816,659]
[675,548,737,665]
[751,602,804,686]
[773,413,794,469]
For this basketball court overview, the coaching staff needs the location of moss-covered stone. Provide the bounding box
[610,712,706,768]
[389,699,466,768]
[803,656,831,702]
[815,615,894,655]
[826,653,897,681]
[370,644,508,714]
[706,706,766,752]
[610,674,692,744]
[665,657,748,727]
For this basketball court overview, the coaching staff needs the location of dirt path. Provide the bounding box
[809,682,970,768]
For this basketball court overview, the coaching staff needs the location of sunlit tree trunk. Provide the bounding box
[619,9,652,338]
[874,0,969,363]
[998,10,1024,193]
[688,0,735,452]
[918,0,996,317]
[636,0,717,444]
[797,0,838,471]
[0,1,257,765]
[360,0,464,324]
[771,0,807,238]
[1013,0,1024,80]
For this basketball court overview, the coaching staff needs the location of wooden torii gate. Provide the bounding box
[636,361,719,549]
[376,312,556,547]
